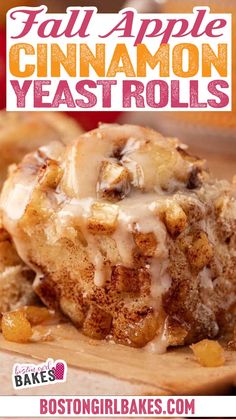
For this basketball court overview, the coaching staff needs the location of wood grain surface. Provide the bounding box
[0,323,236,396]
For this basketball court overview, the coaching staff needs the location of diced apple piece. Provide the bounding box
[113,309,158,348]
[2,311,32,343]
[22,306,52,326]
[167,319,188,346]
[187,231,213,271]
[191,339,225,367]
[39,159,63,190]
[133,232,157,257]
[87,202,118,235]
[163,203,187,237]
[126,313,158,348]
[82,305,112,339]
[97,160,130,201]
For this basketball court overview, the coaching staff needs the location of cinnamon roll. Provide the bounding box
[1,124,236,350]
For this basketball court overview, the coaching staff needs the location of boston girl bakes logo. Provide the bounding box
[12,358,67,389]
[6,6,232,111]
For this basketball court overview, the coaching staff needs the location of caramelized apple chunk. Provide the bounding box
[133,231,157,257]
[191,339,225,367]
[162,202,187,237]
[97,160,130,201]
[113,308,158,347]
[82,305,112,339]
[39,159,63,190]
[2,311,33,343]
[187,231,213,271]
[22,306,52,325]
[87,202,118,235]
[1,307,53,343]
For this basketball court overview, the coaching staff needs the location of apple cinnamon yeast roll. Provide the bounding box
[1,124,236,350]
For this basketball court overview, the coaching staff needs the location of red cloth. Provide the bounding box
[67,111,121,130]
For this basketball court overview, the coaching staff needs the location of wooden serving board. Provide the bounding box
[0,323,236,395]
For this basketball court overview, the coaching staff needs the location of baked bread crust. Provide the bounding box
[1,124,236,350]
[0,218,36,312]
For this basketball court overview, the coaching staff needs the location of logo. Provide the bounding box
[12,358,67,390]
